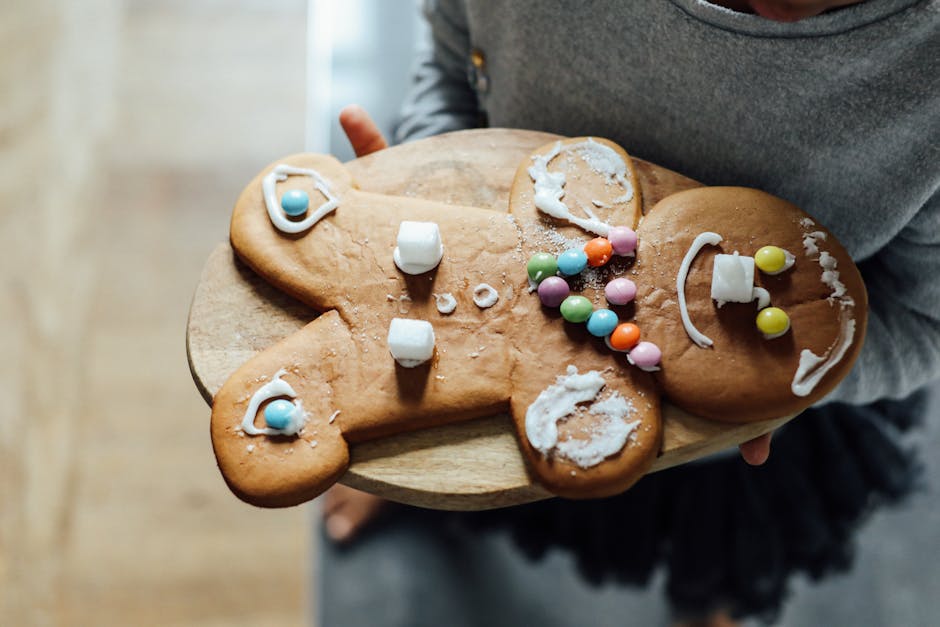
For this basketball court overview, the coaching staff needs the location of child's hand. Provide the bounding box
[339,104,388,157]
[739,432,772,465]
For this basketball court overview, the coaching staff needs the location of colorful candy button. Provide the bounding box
[608,226,638,256]
[756,307,790,337]
[755,245,787,274]
[537,276,570,308]
[609,322,641,351]
[628,341,662,370]
[264,399,296,430]
[584,237,614,267]
[280,189,310,217]
[560,295,593,323]
[527,252,558,283]
[557,249,589,276]
[586,309,619,337]
[605,278,637,306]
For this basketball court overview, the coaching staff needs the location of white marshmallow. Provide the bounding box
[711,253,755,305]
[387,318,435,367]
[393,221,444,274]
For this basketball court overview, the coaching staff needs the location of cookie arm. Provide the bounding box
[823,193,940,405]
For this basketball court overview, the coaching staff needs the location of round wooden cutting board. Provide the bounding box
[187,128,789,510]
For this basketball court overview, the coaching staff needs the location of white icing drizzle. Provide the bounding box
[677,232,723,348]
[472,283,499,308]
[792,311,856,397]
[526,139,635,236]
[434,292,457,314]
[790,220,857,396]
[262,164,339,234]
[525,366,640,469]
[752,286,771,310]
[239,369,308,436]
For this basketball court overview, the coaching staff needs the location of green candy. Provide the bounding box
[560,295,593,323]
[526,252,558,283]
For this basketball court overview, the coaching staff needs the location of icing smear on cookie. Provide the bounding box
[525,366,640,468]
[791,221,856,397]
[240,369,308,436]
[527,139,634,236]
[263,164,339,234]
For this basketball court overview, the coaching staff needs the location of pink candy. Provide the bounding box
[537,276,570,308]
[607,226,638,256]
[628,341,662,370]
[605,278,637,306]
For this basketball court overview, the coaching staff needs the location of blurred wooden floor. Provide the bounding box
[2,1,312,624]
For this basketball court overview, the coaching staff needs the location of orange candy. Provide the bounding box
[584,237,613,267]
[609,322,641,351]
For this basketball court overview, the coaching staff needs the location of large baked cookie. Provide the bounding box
[632,187,867,422]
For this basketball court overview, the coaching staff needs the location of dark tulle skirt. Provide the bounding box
[402,392,928,622]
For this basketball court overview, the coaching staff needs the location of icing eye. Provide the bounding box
[527,252,558,283]
[586,309,619,337]
[560,295,593,323]
[584,237,614,267]
[264,399,298,430]
[280,189,310,217]
[756,307,791,339]
[557,249,588,276]
[755,245,795,275]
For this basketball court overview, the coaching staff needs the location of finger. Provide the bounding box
[339,104,388,157]
[739,432,772,466]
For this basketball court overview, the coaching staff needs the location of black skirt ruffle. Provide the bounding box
[441,391,929,622]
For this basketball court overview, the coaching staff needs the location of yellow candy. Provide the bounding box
[757,307,790,337]
[755,245,787,274]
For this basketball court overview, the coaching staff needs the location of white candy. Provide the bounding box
[387,318,435,367]
[711,253,756,305]
[393,221,444,274]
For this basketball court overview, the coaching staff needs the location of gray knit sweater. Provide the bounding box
[395,0,940,406]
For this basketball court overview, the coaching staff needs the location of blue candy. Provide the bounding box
[586,309,619,337]
[557,249,588,276]
[264,399,296,430]
[281,189,310,217]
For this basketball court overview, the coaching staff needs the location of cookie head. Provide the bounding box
[633,187,868,422]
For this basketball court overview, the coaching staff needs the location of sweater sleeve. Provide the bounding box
[393,0,482,144]
[823,191,940,405]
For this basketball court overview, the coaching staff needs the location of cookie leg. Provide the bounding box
[210,311,355,507]
[509,348,662,499]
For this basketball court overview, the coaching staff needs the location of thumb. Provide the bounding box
[339,104,388,157]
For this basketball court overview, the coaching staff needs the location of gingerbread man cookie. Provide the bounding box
[211,136,866,508]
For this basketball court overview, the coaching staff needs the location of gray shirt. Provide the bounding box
[395,0,940,406]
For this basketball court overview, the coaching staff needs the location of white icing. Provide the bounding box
[526,139,635,236]
[262,164,338,234]
[393,221,444,275]
[790,221,857,395]
[753,287,771,310]
[792,309,856,396]
[472,283,499,308]
[711,252,756,305]
[434,292,457,314]
[239,369,308,436]
[525,366,639,468]
[677,232,722,348]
